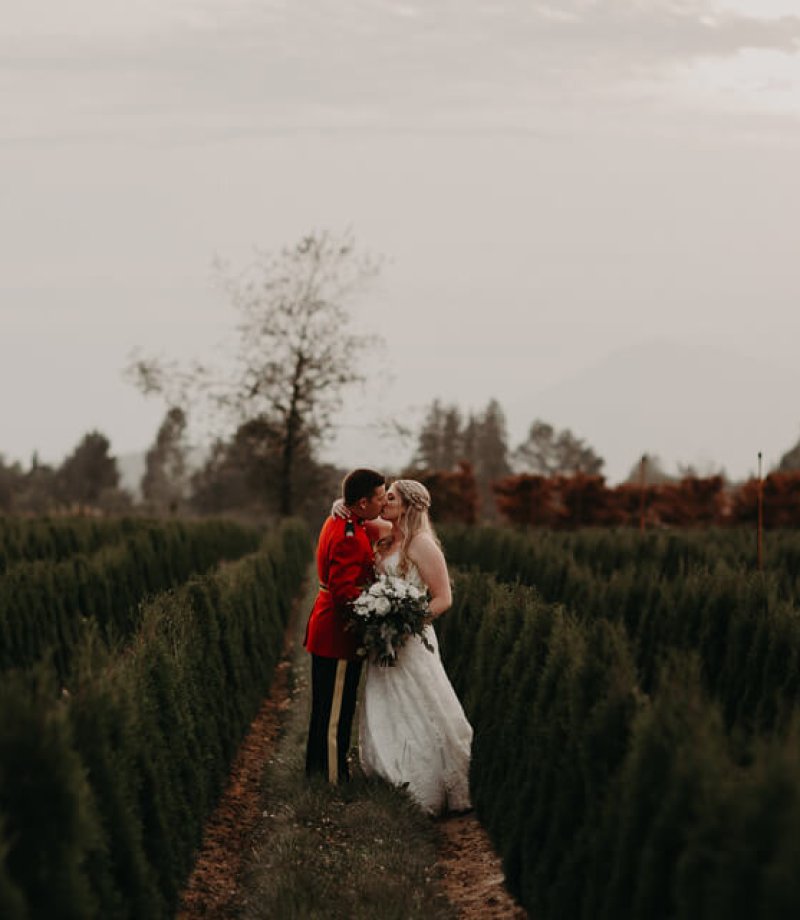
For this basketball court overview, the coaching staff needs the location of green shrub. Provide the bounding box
[0,519,261,682]
[0,519,311,918]
[438,568,800,920]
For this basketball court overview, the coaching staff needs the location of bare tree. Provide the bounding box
[128,230,381,515]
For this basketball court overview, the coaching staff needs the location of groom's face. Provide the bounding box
[356,485,387,521]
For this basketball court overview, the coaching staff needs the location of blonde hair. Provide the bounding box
[392,479,440,576]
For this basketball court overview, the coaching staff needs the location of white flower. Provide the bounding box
[369,581,384,596]
[407,585,421,600]
[374,596,391,616]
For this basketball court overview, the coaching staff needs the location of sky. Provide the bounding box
[2,0,799,484]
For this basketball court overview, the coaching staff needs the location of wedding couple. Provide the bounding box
[304,468,472,816]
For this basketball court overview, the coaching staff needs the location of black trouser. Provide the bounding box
[305,654,363,783]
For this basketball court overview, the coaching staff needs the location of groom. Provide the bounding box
[304,468,386,783]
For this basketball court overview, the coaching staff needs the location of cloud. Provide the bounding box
[1,0,799,145]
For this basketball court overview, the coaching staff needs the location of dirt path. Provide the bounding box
[177,590,527,919]
[176,655,293,919]
[435,815,527,918]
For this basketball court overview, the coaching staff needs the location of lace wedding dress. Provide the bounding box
[358,550,473,815]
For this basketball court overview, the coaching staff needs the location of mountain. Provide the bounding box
[507,339,800,485]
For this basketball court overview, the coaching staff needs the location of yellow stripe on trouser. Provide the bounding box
[327,660,347,784]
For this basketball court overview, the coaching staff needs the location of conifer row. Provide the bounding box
[436,571,800,919]
[442,524,800,598]
[0,519,261,682]
[0,519,310,920]
[0,516,141,575]
[441,526,800,736]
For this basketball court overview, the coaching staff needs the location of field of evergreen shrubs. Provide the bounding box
[5,512,800,920]
[0,514,311,920]
[437,525,800,920]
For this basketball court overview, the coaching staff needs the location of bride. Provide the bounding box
[340,479,472,816]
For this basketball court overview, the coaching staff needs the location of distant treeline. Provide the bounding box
[410,463,800,528]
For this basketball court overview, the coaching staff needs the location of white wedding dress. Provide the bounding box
[358,550,473,815]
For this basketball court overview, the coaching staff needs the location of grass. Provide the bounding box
[236,575,456,920]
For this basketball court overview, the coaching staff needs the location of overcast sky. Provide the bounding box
[2,0,799,483]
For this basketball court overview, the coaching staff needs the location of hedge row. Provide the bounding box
[0,519,311,920]
[441,526,800,736]
[492,471,800,528]
[0,516,142,575]
[441,524,800,598]
[436,571,800,920]
[0,519,261,683]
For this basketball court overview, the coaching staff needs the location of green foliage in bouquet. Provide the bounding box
[348,573,433,666]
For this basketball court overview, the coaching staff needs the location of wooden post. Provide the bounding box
[639,454,647,533]
[757,451,764,571]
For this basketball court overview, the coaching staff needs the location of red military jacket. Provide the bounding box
[304,515,375,660]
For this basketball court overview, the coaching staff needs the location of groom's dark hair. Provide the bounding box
[343,468,385,506]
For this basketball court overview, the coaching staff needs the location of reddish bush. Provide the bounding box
[492,474,559,527]
[478,469,800,529]
[730,473,800,527]
[609,482,661,528]
[402,461,479,525]
[555,473,620,527]
[649,476,726,526]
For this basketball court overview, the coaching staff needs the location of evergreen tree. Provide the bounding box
[413,400,448,469]
[441,406,463,469]
[141,407,188,513]
[411,397,511,519]
[474,399,511,520]
[461,413,479,467]
[55,431,120,507]
[474,399,511,480]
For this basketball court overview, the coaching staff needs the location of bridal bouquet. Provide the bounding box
[348,574,434,666]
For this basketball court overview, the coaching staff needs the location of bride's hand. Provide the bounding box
[331,498,351,520]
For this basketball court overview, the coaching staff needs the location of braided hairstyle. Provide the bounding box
[392,479,440,576]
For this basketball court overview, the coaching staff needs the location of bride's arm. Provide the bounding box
[408,533,452,618]
[366,518,392,542]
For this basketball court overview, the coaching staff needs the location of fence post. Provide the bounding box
[757,451,764,571]
[639,454,647,533]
